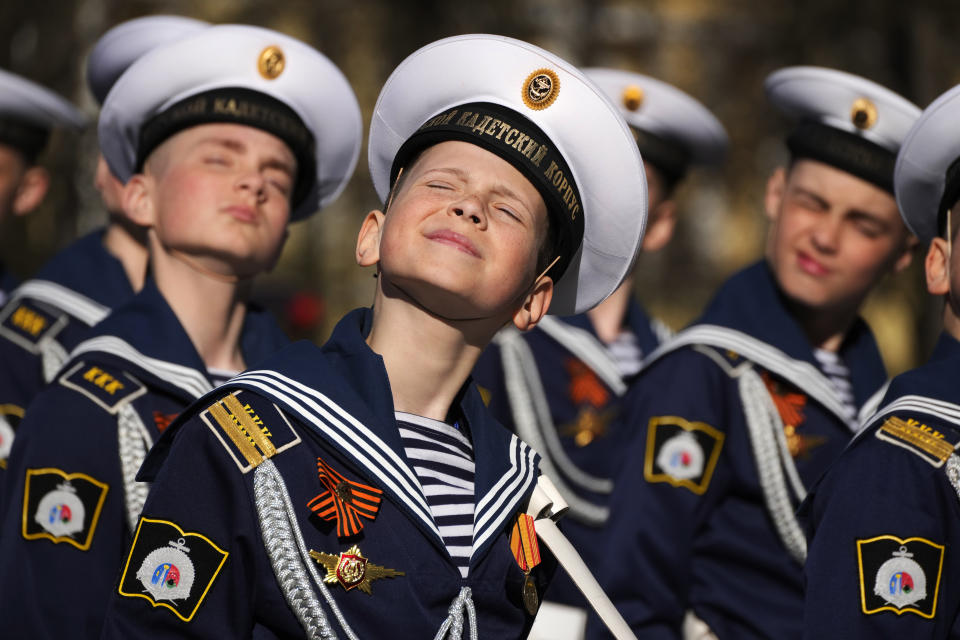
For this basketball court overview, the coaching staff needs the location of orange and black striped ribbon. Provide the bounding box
[510,513,541,572]
[307,457,383,538]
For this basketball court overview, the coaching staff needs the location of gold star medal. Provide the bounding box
[308,545,404,595]
[510,513,542,615]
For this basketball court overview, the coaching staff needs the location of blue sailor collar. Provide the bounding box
[646,261,887,422]
[560,295,663,356]
[854,332,960,446]
[147,307,541,564]
[66,275,288,402]
[10,229,135,326]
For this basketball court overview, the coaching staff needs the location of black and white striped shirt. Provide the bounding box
[814,348,857,421]
[397,412,475,578]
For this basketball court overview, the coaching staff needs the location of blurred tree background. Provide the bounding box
[2,0,958,374]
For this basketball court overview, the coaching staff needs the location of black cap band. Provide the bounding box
[0,116,50,164]
[936,155,960,237]
[786,121,896,193]
[632,127,689,186]
[390,101,584,282]
[138,87,316,208]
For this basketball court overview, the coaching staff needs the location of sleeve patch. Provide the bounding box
[118,517,229,622]
[0,300,67,353]
[58,360,148,414]
[857,535,945,619]
[643,416,725,494]
[201,390,301,473]
[876,416,958,468]
[21,467,109,550]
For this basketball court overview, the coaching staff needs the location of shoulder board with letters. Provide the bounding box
[875,415,960,468]
[0,298,68,354]
[201,390,301,473]
[58,360,148,414]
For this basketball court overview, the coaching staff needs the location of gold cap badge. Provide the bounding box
[622,85,645,111]
[851,97,878,130]
[258,45,285,80]
[522,69,560,111]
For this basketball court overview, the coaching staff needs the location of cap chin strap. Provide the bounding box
[167,248,250,284]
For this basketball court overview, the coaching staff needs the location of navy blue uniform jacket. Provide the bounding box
[0,231,135,470]
[591,261,887,639]
[0,278,287,639]
[473,298,664,611]
[100,308,553,639]
[802,332,960,638]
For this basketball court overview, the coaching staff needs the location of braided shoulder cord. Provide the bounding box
[254,458,359,640]
[40,338,69,383]
[496,329,610,526]
[738,368,807,564]
[117,402,151,532]
[432,586,478,640]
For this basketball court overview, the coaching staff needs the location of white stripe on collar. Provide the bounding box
[645,324,856,428]
[536,316,627,396]
[12,279,111,326]
[69,335,212,399]
[472,435,537,555]
[231,369,441,540]
[868,394,960,431]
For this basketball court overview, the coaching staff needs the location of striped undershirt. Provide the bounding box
[606,329,644,377]
[396,412,475,578]
[813,348,857,421]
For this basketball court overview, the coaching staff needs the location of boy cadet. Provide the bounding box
[802,84,960,639]
[0,24,361,637]
[99,34,647,638]
[0,15,207,472]
[0,71,85,299]
[590,67,919,639]
[472,68,727,635]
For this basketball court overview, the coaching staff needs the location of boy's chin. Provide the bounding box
[385,277,515,325]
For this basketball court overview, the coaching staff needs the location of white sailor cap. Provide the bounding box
[765,66,920,193]
[583,68,727,183]
[99,24,362,221]
[369,34,648,315]
[0,68,86,162]
[87,15,209,105]
[894,84,960,245]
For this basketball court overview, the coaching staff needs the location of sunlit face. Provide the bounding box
[0,144,28,223]
[376,140,549,321]
[765,159,912,313]
[139,123,295,278]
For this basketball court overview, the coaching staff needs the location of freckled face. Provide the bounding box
[377,141,549,320]
[143,123,296,278]
[766,159,910,311]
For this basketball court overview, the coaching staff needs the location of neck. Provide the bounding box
[587,277,633,343]
[366,279,494,422]
[784,294,859,352]
[150,244,250,372]
[102,219,149,293]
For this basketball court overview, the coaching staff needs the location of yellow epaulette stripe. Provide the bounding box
[221,394,277,458]
[208,399,262,467]
[880,417,954,462]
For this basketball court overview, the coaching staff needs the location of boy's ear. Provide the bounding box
[764,167,787,222]
[356,209,385,267]
[122,174,157,227]
[926,238,951,296]
[640,198,678,252]
[12,166,50,216]
[512,275,553,332]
